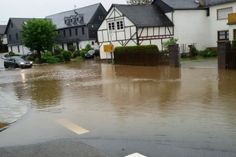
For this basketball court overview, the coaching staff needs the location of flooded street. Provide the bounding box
[0,58,236,157]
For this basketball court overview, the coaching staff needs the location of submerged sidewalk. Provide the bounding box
[0,139,110,157]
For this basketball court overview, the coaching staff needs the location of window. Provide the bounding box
[117,21,124,30]
[69,29,72,36]
[108,22,115,30]
[218,30,229,40]
[16,33,18,40]
[82,27,85,35]
[91,41,95,45]
[63,30,66,37]
[75,28,78,36]
[217,7,233,20]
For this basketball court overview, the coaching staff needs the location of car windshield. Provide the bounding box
[13,57,25,62]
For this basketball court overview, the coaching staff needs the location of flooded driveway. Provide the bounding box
[0,58,236,157]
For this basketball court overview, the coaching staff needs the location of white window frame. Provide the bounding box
[108,22,115,31]
[107,20,124,31]
[116,21,124,30]
[217,7,233,20]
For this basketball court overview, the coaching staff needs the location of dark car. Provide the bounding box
[4,56,33,69]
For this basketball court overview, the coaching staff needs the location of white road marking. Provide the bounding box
[57,119,89,135]
[125,153,147,157]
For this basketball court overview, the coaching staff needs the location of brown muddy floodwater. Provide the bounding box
[0,59,236,157]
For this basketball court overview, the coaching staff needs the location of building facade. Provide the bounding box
[46,3,107,51]
[153,0,236,52]
[4,18,32,54]
[98,4,174,59]
[0,25,7,45]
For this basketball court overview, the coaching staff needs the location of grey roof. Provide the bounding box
[0,25,6,35]
[207,0,235,6]
[10,18,33,30]
[113,4,174,27]
[154,0,235,9]
[160,0,200,9]
[46,3,102,29]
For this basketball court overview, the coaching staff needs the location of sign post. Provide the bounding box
[103,44,114,64]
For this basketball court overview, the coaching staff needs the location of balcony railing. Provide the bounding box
[228,13,236,25]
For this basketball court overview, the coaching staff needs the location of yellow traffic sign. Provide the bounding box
[104,44,114,53]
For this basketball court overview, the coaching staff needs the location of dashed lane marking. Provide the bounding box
[57,118,89,135]
[125,153,147,157]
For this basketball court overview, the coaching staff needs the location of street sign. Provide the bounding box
[104,44,113,53]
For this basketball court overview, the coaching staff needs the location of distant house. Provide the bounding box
[98,4,174,59]
[153,0,236,52]
[46,3,107,51]
[0,25,7,45]
[5,18,33,54]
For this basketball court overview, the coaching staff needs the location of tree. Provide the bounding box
[22,19,58,59]
[127,0,153,4]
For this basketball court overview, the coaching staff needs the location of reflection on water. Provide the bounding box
[28,80,62,109]
[1,60,236,156]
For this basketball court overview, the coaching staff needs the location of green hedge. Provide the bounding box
[113,45,170,66]
[114,45,159,54]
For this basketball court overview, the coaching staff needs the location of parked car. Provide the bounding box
[85,50,96,59]
[4,56,33,69]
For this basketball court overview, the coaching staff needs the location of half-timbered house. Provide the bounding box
[98,4,174,59]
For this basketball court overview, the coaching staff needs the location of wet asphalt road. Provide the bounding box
[0,57,236,157]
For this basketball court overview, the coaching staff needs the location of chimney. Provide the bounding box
[199,0,206,6]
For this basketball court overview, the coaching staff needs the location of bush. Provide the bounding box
[55,54,64,62]
[114,45,159,54]
[163,38,178,50]
[199,48,217,58]
[41,51,62,64]
[71,50,80,58]
[62,50,72,61]
[42,56,60,64]
[114,45,163,66]
[68,45,76,52]
[189,45,198,57]
[53,45,63,55]
[79,44,93,58]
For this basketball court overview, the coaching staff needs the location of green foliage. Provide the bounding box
[189,45,198,57]
[53,45,63,55]
[41,52,58,64]
[114,45,159,54]
[71,50,80,58]
[62,51,72,61]
[68,45,76,52]
[232,40,236,48]
[80,44,93,58]
[163,38,178,50]
[22,19,58,56]
[199,48,217,58]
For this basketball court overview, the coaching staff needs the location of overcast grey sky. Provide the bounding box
[0,0,127,24]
